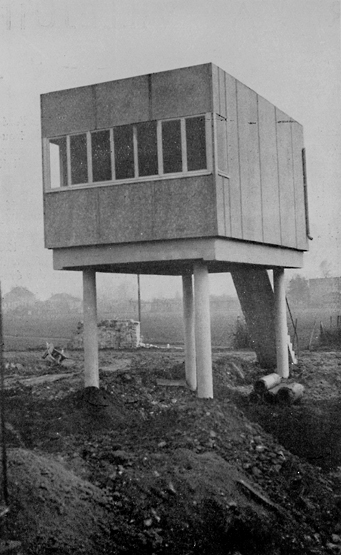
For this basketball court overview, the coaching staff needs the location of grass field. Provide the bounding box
[3,308,243,350]
[3,304,341,352]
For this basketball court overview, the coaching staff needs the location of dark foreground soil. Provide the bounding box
[1,348,341,554]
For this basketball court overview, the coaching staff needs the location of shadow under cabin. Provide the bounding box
[41,63,310,398]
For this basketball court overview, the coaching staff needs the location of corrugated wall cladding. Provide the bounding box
[212,64,307,251]
[41,64,212,137]
[44,175,217,249]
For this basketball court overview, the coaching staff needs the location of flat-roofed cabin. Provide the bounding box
[41,63,310,397]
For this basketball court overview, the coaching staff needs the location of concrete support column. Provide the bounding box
[273,268,289,379]
[182,274,196,391]
[193,262,213,398]
[83,268,99,388]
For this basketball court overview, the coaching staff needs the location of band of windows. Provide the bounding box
[47,115,209,189]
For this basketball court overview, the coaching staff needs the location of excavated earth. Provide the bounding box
[1,348,341,554]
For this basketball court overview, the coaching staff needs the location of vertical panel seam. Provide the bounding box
[257,96,264,243]
[235,80,244,239]
[275,107,283,246]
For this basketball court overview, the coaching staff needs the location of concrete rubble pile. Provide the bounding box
[69,319,141,350]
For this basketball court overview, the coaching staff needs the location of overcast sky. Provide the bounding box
[0,0,340,300]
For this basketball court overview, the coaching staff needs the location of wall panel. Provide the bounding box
[258,97,281,245]
[153,176,217,239]
[291,123,308,250]
[44,188,99,247]
[151,64,212,120]
[211,64,220,116]
[224,73,243,238]
[99,183,154,243]
[95,75,150,128]
[215,174,226,236]
[237,82,263,242]
[41,87,96,137]
[276,109,297,248]
[218,67,227,118]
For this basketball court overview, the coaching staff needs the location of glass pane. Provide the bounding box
[114,125,134,180]
[49,137,67,188]
[137,121,158,177]
[91,130,112,182]
[186,116,207,171]
[70,134,88,184]
[162,119,182,174]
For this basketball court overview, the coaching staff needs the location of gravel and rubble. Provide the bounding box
[1,348,341,554]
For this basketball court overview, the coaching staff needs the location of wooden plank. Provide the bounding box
[225,73,243,238]
[98,183,154,244]
[236,82,263,242]
[291,123,308,250]
[95,75,150,128]
[44,189,99,248]
[41,87,96,137]
[276,108,297,248]
[151,64,212,120]
[258,97,281,245]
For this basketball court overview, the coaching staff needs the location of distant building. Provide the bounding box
[308,277,341,307]
[3,287,36,312]
[45,293,82,313]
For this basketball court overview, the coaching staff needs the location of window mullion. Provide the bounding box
[133,125,139,178]
[181,118,187,173]
[110,128,115,180]
[87,131,93,183]
[157,121,163,175]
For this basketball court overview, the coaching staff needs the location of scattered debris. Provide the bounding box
[42,343,75,368]
[264,382,305,405]
[237,478,288,517]
[254,373,282,394]
[252,373,304,405]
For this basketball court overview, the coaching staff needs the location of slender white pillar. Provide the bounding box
[83,269,99,388]
[273,268,289,379]
[182,274,196,391]
[193,262,213,398]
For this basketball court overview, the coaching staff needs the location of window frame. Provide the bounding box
[43,113,213,192]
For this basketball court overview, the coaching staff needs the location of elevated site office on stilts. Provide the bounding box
[41,63,309,398]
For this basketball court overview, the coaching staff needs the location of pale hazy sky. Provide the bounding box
[0,0,340,300]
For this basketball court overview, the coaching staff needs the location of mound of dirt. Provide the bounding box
[3,349,341,554]
[4,448,115,555]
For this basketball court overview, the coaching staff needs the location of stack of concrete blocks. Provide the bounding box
[70,319,141,349]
